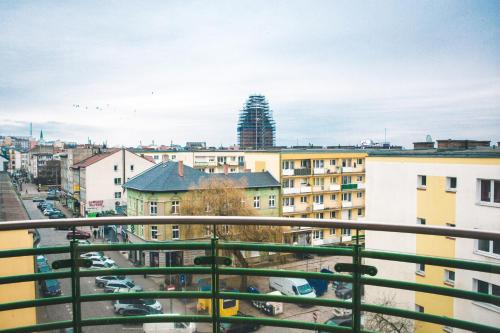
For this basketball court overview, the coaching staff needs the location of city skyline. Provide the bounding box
[1,1,499,147]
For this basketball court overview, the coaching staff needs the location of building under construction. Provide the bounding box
[237,95,276,149]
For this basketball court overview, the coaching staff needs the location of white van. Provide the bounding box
[269,277,316,299]
[143,317,195,333]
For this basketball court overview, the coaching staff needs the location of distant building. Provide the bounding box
[237,95,276,149]
[185,142,206,150]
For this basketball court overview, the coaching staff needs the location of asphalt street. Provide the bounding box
[24,198,351,333]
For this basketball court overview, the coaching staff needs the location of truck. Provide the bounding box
[247,286,284,316]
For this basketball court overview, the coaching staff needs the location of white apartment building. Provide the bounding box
[72,149,154,216]
[364,149,500,333]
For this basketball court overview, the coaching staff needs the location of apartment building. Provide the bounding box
[364,146,500,333]
[123,161,281,267]
[71,149,154,216]
[280,150,367,246]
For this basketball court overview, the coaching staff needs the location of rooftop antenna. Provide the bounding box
[384,128,387,144]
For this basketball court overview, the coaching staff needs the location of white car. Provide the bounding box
[143,315,195,333]
[89,260,116,270]
[83,255,115,266]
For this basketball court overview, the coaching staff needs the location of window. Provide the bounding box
[313,194,324,204]
[283,197,294,206]
[172,225,180,240]
[282,160,294,169]
[330,211,337,218]
[313,160,324,168]
[418,175,427,188]
[283,179,294,188]
[476,239,500,256]
[217,156,226,164]
[113,164,118,171]
[153,155,159,160]
[313,177,324,186]
[315,213,324,219]
[356,175,363,182]
[417,218,426,225]
[208,168,215,173]
[300,178,308,185]
[230,168,236,172]
[221,225,229,235]
[348,209,352,220]
[357,158,363,165]
[357,192,363,198]
[444,270,455,284]
[415,304,424,313]
[330,194,336,200]
[479,179,500,204]
[474,279,500,301]
[357,208,363,216]
[342,159,352,167]
[151,225,158,240]
[150,202,157,216]
[253,196,260,208]
[300,196,308,203]
[312,230,324,239]
[342,192,352,201]
[114,192,121,199]
[114,177,122,185]
[230,156,236,161]
[329,159,336,166]
[446,177,457,191]
[171,200,180,214]
[268,195,276,208]
[342,228,351,236]
[330,177,337,184]
[416,263,425,275]
[171,155,176,160]
[130,164,134,171]
[342,176,352,184]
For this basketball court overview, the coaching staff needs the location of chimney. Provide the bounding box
[178,160,184,177]
[224,163,229,175]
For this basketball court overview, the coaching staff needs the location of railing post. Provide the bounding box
[70,240,82,333]
[211,224,220,333]
[352,228,362,332]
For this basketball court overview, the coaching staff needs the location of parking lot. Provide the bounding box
[25,198,352,333]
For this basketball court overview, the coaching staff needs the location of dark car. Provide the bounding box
[49,212,66,219]
[119,304,162,316]
[317,315,352,333]
[332,281,352,290]
[41,279,62,297]
[335,287,352,300]
[32,197,45,202]
[220,314,260,333]
[66,229,91,239]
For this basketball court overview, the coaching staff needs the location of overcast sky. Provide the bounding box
[1,1,499,148]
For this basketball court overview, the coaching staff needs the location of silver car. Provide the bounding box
[95,275,129,288]
[104,280,142,293]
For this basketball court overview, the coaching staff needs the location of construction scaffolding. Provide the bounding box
[237,95,276,149]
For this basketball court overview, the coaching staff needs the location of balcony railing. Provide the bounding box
[0,216,499,333]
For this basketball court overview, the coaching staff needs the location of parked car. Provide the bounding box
[32,197,45,202]
[81,251,105,259]
[143,316,195,333]
[118,304,162,316]
[76,239,92,245]
[66,229,91,239]
[38,201,53,210]
[332,281,352,290]
[104,280,142,293]
[335,287,352,300]
[40,279,61,297]
[43,208,60,216]
[89,260,116,270]
[95,275,129,288]
[113,297,162,313]
[317,315,352,333]
[87,256,115,266]
[49,212,66,219]
[46,209,63,217]
[220,314,260,333]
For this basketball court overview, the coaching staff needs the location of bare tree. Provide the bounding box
[364,296,414,333]
[181,177,282,289]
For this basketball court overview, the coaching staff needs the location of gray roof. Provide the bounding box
[367,148,500,158]
[123,161,280,192]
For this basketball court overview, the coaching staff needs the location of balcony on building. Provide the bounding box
[357,183,365,190]
[282,187,300,195]
[282,205,295,213]
[282,168,294,176]
[342,201,353,208]
[313,167,325,175]
[341,183,358,190]
[293,167,311,176]
[329,184,341,191]
[312,185,325,192]
[313,202,325,211]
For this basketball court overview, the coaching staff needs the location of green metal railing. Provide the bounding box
[0,217,499,333]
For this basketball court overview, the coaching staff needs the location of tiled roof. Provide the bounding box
[72,149,120,168]
[123,161,280,192]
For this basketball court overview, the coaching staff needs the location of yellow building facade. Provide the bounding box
[280,150,367,245]
[0,230,37,330]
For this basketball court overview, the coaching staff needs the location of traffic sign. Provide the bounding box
[180,274,186,285]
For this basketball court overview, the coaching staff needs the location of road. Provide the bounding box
[23,198,351,333]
